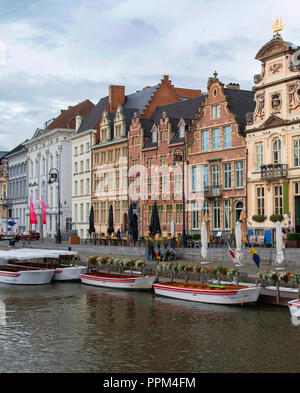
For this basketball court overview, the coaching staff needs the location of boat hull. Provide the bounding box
[80,273,156,290]
[153,283,261,305]
[288,299,300,317]
[53,266,87,281]
[0,269,54,285]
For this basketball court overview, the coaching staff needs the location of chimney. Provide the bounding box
[226,83,240,90]
[109,85,125,113]
[75,115,83,132]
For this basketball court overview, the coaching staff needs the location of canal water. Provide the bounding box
[0,282,299,373]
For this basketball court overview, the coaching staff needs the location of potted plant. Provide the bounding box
[69,234,80,244]
[287,233,300,248]
[252,214,266,223]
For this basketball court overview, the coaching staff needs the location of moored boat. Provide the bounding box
[153,281,261,305]
[80,271,156,290]
[288,299,300,318]
[0,248,87,281]
[0,264,54,285]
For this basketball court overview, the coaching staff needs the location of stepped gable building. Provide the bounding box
[0,152,8,222]
[246,27,300,239]
[24,99,94,238]
[187,73,255,238]
[129,95,205,238]
[90,75,203,236]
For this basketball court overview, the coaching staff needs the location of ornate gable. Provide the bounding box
[260,114,286,129]
[255,34,292,61]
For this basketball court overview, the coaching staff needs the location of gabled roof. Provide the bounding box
[223,88,255,134]
[46,99,94,130]
[3,141,28,159]
[123,86,158,114]
[150,95,206,125]
[76,96,109,134]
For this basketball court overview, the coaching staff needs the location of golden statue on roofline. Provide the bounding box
[273,18,283,34]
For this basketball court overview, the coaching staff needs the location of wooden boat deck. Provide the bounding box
[1,264,46,272]
[84,272,144,279]
[157,281,249,291]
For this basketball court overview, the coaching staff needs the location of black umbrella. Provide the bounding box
[88,205,96,235]
[128,203,134,237]
[107,204,114,235]
[149,201,161,236]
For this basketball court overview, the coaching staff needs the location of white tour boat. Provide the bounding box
[0,249,87,281]
[288,299,300,318]
[153,281,261,305]
[0,264,54,285]
[80,271,156,290]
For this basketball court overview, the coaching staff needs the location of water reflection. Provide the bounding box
[0,283,299,372]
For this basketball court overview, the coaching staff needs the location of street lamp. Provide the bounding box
[173,147,186,248]
[48,168,61,244]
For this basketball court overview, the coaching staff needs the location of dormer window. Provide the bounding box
[152,131,158,143]
[179,126,185,138]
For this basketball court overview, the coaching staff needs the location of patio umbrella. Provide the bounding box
[203,213,211,244]
[149,202,161,236]
[107,204,114,235]
[275,220,285,270]
[235,221,243,266]
[200,221,209,264]
[88,205,95,235]
[121,212,128,233]
[239,210,248,244]
[128,203,134,238]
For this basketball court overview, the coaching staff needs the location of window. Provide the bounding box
[213,200,220,229]
[115,201,120,224]
[166,205,173,223]
[147,177,152,194]
[211,164,219,188]
[100,202,106,224]
[274,185,283,214]
[192,201,199,229]
[161,130,167,141]
[235,162,244,188]
[224,200,231,230]
[202,165,209,191]
[223,126,231,148]
[294,138,300,167]
[132,136,138,146]
[192,166,198,192]
[161,175,168,195]
[148,205,153,224]
[74,181,78,196]
[176,204,183,223]
[152,131,158,143]
[115,171,120,189]
[223,163,231,189]
[160,155,167,165]
[257,186,265,215]
[273,139,281,164]
[175,174,182,195]
[179,126,185,138]
[212,104,220,119]
[157,205,164,222]
[202,131,209,152]
[256,143,264,171]
[234,201,243,223]
[212,128,220,150]
[202,200,209,218]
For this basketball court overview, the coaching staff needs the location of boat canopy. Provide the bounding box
[0,248,78,261]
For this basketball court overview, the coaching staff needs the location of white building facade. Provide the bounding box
[24,128,74,238]
[70,119,96,238]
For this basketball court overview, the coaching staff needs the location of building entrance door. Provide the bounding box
[295,196,300,232]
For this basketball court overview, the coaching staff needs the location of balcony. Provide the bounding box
[203,185,222,198]
[260,164,288,180]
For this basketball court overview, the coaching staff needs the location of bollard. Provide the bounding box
[235,269,239,286]
[276,280,280,304]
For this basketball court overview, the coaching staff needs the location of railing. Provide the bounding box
[260,164,288,180]
[203,185,222,197]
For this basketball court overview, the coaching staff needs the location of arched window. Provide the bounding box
[235,200,243,223]
[273,139,281,164]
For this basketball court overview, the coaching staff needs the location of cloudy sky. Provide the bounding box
[0,0,300,151]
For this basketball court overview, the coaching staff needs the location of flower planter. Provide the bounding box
[69,236,80,245]
[286,239,300,248]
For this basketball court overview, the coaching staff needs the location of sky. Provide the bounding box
[0,0,300,151]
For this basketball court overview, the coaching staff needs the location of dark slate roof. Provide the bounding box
[103,108,137,142]
[150,95,206,125]
[4,140,28,158]
[76,96,109,134]
[223,88,255,135]
[123,86,158,114]
[140,119,154,137]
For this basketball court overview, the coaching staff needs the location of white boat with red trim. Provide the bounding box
[0,264,54,285]
[80,271,156,290]
[0,248,87,281]
[153,281,261,305]
[288,299,300,317]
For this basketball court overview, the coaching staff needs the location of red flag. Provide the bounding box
[30,198,37,224]
[227,242,237,263]
[42,198,47,224]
